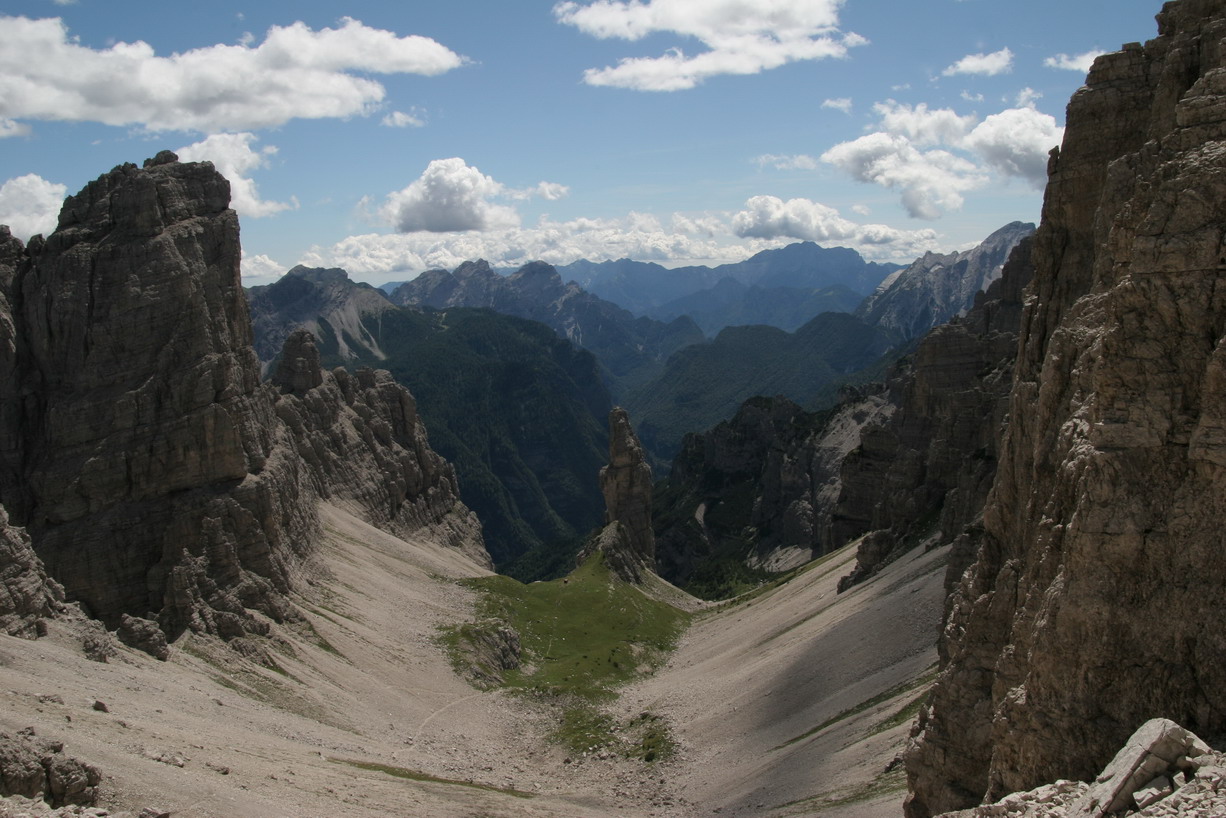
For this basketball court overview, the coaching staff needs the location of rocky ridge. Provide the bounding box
[0,153,482,646]
[857,221,1034,341]
[248,265,397,377]
[833,236,1035,589]
[906,2,1226,814]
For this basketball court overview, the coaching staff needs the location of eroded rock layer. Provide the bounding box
[0,154,483,641]
[907,2,1226,814]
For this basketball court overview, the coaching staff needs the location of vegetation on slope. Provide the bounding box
[444,552,690,758]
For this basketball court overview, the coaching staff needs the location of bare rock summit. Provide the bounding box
[0,154,485,645]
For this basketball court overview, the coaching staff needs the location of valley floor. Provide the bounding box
[0,505,945,817]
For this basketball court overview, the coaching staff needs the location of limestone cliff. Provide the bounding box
[0,153,483,643]
[833,237,1034,588]
[906,2,1226,814]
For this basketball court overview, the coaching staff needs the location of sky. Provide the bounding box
[0,0,1164,286]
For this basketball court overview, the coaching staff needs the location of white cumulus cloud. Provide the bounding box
[0,15,466,133]
[822,97,1063,215]
[821,97,852,113]
[732,195,940,254]
[0,174,68,241]
[872,100,975,146]
[1044,50,1106,73]
[380,158,534,233]
[240,250,286,281]
[553,0,865,90]
[822,133,986,219]
[962,106,1062,188]
[942,47,1013,77]
[0,119,30,139]
[301,202,941,282]
[754,153,818,170]
[732,195,857,241]
[176,133,297,218]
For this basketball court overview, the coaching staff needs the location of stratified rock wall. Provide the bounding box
[833,238,1034,587]
[0,154,484,640]
[906,2,1226,814]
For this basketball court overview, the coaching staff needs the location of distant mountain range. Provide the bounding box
[556,242,902,316]
[646,279,863,336]
[386,259,702,397]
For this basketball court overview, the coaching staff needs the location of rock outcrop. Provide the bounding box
[0,730,100,808]
[907,2,1226,814]
[0,508,64,639]
[833,237,1035,588]
[593,408,655,581]
[0,154,483,642]
[653,388,893,593]
[933,719,1222,818]
[857,221,1034,341]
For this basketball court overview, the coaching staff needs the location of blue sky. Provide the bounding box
[1,0,1161,285]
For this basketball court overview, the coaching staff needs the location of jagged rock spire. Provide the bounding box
[594,407,655,581]
[273,329,324,393]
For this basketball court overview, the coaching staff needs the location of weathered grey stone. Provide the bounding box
[1069,719,1206,817]
[0,731,99,807]
[116,614,169,661]
[906,3,1226,814]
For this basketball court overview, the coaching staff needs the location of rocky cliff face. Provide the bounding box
[832,237,1034,588]
[906,2,1226,814]
[0,153,483,643]
[653,389,893,595]
[857,221,1034,341]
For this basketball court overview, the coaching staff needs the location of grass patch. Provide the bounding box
[446,551,689,755]
[332,758,535,799]
[866,689,928,738]
[772,665,938,751]
[461,551,689,700]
